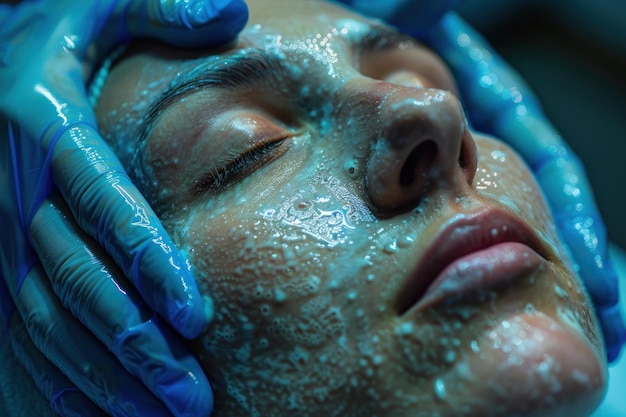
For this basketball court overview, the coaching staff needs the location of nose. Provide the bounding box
[363,85,477,215]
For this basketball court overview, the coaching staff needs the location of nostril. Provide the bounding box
[399,140,437,185]
[457,129,478,185]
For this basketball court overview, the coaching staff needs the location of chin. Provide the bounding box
[383,255,607,417]
[431,311,606,417]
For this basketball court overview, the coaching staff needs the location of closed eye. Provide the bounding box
[193,136,288,194]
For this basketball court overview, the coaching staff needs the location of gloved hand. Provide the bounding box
[339,0,626,363]
[0,0,248,416]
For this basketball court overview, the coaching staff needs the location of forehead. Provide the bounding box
[134,0,377,75]
[244,0,373,35]
[97,1,377,92]
[95,0,384,136]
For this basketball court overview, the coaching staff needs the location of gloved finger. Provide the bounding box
[514,120,626,361]
[421,13,626,361]
[8,313,106,417]
[41,122,209,339]
[3,28,208,340]
[0,118,48,331]
[119,0,249,48]
[28,194,213,417]
[4,120,210,416]
[14,263,173,417]
[495,111,626,361]
[335,0,458,34]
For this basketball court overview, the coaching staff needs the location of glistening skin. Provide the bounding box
[94,0,607,415]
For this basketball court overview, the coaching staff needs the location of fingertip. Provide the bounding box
[167,289,208,339]
[132,240,207,338]
[115,319,213,417]
[181,0,249,48]
[214,0,249,44]
[144,0,249,49]
[187,0,248,28]
[157,363,214,417]
[164,252,210,339]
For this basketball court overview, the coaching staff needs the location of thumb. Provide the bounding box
[119,0,249,48]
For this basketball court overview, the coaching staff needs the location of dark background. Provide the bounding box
[457,0,626,249]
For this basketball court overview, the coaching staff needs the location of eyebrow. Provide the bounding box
[135,24,416,146]
[135,51,286,146]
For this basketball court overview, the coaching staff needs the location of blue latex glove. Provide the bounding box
[340,1,626,362]
[0,0,247,416]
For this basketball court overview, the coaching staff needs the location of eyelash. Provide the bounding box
[194,137,287,193]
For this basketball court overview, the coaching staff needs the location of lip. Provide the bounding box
[396,207,551,315]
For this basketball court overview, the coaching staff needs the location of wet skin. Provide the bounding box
[95,0,607,416]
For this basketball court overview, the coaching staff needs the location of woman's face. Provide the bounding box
[95,0,607,415]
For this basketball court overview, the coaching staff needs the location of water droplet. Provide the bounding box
[554,285,568,298]
[275,288,286,302]
[397,322,413,335]
[383,240,398,254]
[490,149,507,162]
[397,234,416,248]
[470,340,480,353]
[260,209,276,218]
[434,378,447,400]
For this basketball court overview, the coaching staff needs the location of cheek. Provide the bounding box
[472,134,605,360]
[175,173,385,337]
[169,179,386,414]
[169,158,375,350]
[473,135,561,247]
[440,312,606,416]
[165,141,429,409]
[185,210,331,313]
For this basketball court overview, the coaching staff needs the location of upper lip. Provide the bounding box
[395,206,551,315]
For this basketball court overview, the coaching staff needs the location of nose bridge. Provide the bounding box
[345,80,476,216]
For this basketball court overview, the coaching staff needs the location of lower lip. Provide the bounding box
[413,242,544,311]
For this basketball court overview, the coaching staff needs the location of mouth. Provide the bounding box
[396,207,551,315]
